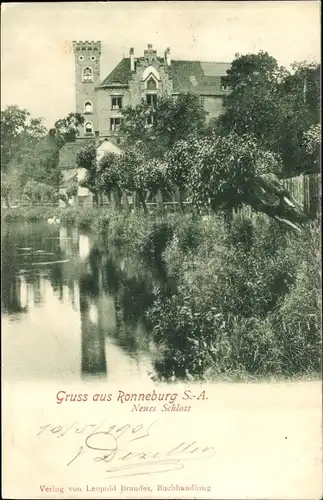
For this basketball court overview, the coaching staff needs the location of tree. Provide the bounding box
[303,123,321,170]
[217,52,287,148]
[1,105,46,172]
[120,93,207,158]
[215,52,320,176]
[188,133,307,230]
[165,138,201,212]
[1,173,11,207]
[12,135,61,190]
[117,147,148,212]
[50,112,84,148]
[76,143,100,203]
[268,62,320,176]
[23,180,56,205]
[1,107,83,201]
[141,158,169,210]
[97,152,123,209]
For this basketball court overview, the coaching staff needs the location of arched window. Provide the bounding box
[146,76,157,91]
[82,67,93,82]
[84,121,93,134]
[84,101,93,114]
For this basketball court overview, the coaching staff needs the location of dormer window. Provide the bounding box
[220,77,229,90]
[142,65,160,85]
[82,67,93,82]
[84,101,93,114]
[146,76,157,91]
[84,121,94,134]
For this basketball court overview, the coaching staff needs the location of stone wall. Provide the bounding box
[73,41,102,139]
[96,88,131,138]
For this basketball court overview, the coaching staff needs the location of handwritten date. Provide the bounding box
[37,419,215,478]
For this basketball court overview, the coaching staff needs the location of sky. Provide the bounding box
[1,1,321,128]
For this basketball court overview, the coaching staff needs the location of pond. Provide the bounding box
[2,222,167,384]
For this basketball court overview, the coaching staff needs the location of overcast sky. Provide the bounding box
[1,1,320,127]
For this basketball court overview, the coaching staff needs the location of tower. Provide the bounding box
[72,41,102,140]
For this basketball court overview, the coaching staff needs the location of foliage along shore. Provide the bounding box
[3,205,320,380]
[1,205,103,227]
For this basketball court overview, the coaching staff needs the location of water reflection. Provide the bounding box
[2,222,191,383]
[79,249,107,378]
[1,223,158,382]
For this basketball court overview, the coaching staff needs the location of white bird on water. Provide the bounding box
[47,216,61,224]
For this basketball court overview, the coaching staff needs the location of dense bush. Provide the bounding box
[147,212,321,379]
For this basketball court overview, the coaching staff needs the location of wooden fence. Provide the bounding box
[281,173,321,217]
[4,174,321,217]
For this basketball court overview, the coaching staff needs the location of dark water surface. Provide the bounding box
[2,222,161,383]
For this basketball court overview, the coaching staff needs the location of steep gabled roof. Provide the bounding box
[170,60,231,94]
[59,141,94,169]
[98,57,231,94]
[99,58,132,86]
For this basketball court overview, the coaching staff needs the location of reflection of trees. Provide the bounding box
[49,263,64,301]
[95,246,188,382]
[2,221,197,382]
[100,250,155,357]
[79,248,107,377]
[2,227,27,313]
[59,226,79,256]
[1,222,71,312]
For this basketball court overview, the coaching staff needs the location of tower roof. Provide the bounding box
[73,40,101,54]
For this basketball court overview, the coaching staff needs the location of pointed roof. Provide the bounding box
[97,57,231,94]
[99,58,133,86]
[59,140,94,169]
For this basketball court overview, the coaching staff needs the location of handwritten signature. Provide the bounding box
[37,419,215,478]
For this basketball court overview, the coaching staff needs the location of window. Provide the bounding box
[146,76,157,91]
[82,67,93,82]
[146,114,154,126]
[84,121,94,134]
[220,77,229,90]
[146,93,157,108]
[111,96,123,110]
[142,66,160,84]
[110,117,122,131]
[84,101,93,114]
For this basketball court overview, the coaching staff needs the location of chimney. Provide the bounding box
[144,43,157,63]
[164,47,171,68]
[95,130,100,147]
[130,47,135,71]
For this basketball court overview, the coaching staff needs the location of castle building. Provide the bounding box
[59,41,231,204]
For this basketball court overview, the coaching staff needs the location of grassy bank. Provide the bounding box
[3,205,321,380]
[97,209,321,380]
[1,206,104,228]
